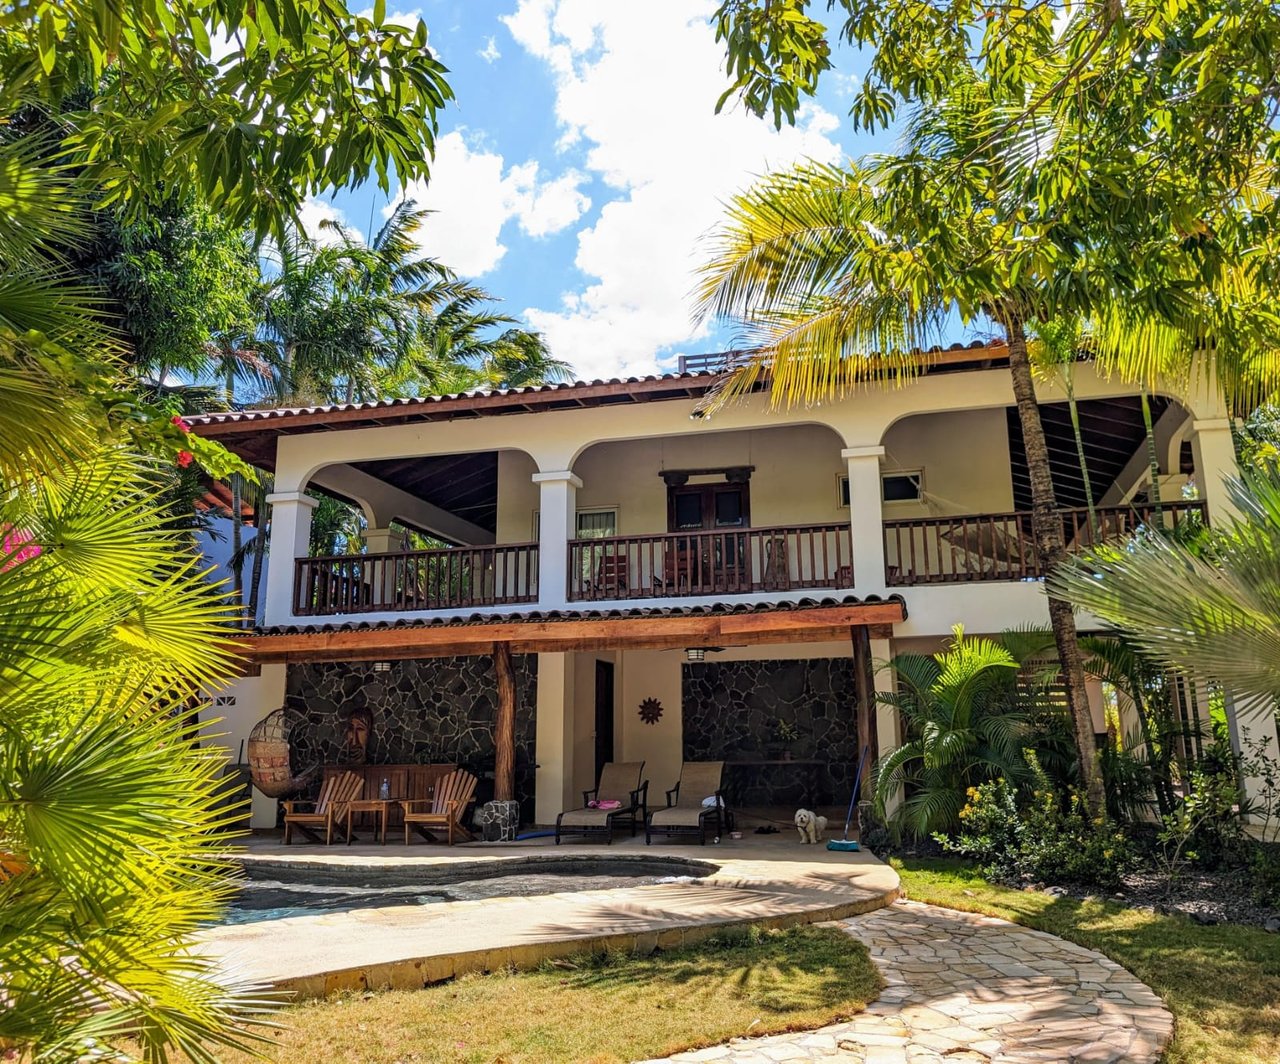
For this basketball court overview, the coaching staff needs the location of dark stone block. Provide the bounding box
[681,657,859,807]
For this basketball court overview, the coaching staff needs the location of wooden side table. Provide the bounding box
[345,798,396,845]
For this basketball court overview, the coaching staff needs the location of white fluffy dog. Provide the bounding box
[794,808,828,844]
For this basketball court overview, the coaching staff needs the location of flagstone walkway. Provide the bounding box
[646,900,1173,1064]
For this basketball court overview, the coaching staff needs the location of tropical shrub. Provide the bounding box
[0,428,269,1061]
[940,758,1136,890]
[873,625,1032,837]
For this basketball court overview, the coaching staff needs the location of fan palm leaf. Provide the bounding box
[1051,465,1280,713]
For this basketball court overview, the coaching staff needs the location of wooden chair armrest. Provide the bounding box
[281,800,315,814]
[399,799,432,812]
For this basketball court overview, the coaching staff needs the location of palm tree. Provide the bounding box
[0,115,265,1061]
[873,625,1031,836]
[1051,464,1280,710]
[697,81,1278,819]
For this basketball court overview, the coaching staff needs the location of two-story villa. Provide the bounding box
[195,342,1251,831]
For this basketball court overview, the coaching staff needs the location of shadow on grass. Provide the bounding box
[529,924,881,1017]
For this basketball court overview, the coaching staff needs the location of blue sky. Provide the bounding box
[311,2,965,380]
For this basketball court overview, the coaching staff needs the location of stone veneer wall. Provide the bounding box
[682,658,857,808]
[284,656,538,823]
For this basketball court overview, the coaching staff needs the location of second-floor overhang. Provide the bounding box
[233,593,907,664]
[186,341,1010,470]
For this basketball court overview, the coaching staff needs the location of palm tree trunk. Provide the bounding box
[230,474,245,617]
[1067,393,1098,537]
[1140,392,1163,517]
[1005,317,1106,820]
[246,496,269,627]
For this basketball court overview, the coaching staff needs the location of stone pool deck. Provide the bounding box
[199,832,900,998]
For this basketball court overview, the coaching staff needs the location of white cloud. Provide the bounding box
[395,130,590,276]
[502,0,844,379]
[297,196,354,247]
[479,36,502,62]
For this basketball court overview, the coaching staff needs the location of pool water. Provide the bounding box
[224,863,708,925]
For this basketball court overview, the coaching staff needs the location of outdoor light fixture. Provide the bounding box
[685,647,706,663]
[372,661,392,672]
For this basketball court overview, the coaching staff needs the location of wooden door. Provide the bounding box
[594,660,615,781]
[666,483,751,592]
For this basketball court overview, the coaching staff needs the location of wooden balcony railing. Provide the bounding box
[883,500,1207,586]
[294,543,539,616]
[567,523,853,601]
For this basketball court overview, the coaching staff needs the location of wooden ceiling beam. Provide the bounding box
[235,602,906,664]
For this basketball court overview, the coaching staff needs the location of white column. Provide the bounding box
[842,446,887,593]
[263,491,317,626]
[532,470,581,609]
[1192,418,1242,525]
[535,651,576,825]
[1230,693,1280,824]
[869,635,901,818]
[362,526,400,554]
[361,527,402,608]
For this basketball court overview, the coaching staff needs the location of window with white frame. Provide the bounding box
[532,507,619,540]
[837,470,925,506]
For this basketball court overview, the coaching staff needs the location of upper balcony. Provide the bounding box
[188,363,1234,630]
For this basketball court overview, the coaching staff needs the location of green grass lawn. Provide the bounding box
[206,925,881,1064]
[893,856,1280,1064]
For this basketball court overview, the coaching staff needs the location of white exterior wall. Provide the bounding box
[880,408,1014,517]
[204,664,287,829]
[217,361,1250,826]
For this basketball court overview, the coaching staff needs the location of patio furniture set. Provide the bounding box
[281,760,729,847]
[282,767,478,846]
[555,760,729,845]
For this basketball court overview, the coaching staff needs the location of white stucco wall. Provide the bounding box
[880,407,1014,517]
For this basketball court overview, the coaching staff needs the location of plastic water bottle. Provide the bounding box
[379,777,390,800]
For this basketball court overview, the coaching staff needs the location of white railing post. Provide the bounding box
[263,490,318,627]
[842,446,887,592]
[532,470,581,609]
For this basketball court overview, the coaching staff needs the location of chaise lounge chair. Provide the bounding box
[400,769,478,845]
[646,761,726,845]
[555,761,648,844]
[283,770,363,845]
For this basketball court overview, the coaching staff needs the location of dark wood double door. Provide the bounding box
[666,482,751,594]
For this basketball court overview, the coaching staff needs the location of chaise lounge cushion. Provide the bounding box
[648,762,725,837]
[556,761,646,838]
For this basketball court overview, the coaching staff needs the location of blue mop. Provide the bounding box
[827,744,871,852]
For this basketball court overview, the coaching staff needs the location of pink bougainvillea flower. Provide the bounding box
[0,526,41,573]
[176,450,194,469]
[171,415,191,433]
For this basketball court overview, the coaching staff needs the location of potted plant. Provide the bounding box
[769,718,800,760]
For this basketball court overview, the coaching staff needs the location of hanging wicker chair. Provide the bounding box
[247,707,317,798]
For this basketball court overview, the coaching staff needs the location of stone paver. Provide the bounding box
[644,900,1173,1064]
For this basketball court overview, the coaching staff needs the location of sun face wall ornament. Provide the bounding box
[638,697,664,725]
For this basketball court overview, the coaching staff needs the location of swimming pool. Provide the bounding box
[224,857,714,925]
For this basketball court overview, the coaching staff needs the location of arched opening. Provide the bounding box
[567,423,851,601]
[294,448,541,616]
[880,397,1203,586]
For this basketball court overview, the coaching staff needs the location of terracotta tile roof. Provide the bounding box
[252,593,907,637]
[187,340,1008,432]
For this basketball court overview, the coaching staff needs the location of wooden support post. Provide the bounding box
[851,625,879,780]
[493,641,516,802]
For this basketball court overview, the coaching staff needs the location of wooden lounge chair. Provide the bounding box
[282,770,363,845]
[646,761,726,845]
[400,769,478,845]
[555,761,647,844]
